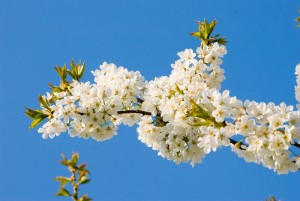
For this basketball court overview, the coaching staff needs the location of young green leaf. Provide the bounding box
[67,60,85,81]
[25,108,47,119]
[191,19,226,46]
[190,31,201,38]
[266,195,277,201]
[48,83,64,94]
[78,163,87,171]
[154,116,167,127]
[78,63,85,79]
[54,65,67,82]
[56,188,71,197]
[67,69,77,80]
[296,16,300,27]
[209,20,217,35]
[25,107,49,128]
[71,152,79,166]
[70,60,76,70]
[59,153,71,166]
[78,194,92,201]
[55,176,71,187]
[55,153,92,200]
[38,95,51,111]
[175,84,184,95]
[79,176,90,184]
[60,159,71,166]
[204,20,210,38]
[188,121,210,127]
[29,117,47,129]
[60,153,67,160]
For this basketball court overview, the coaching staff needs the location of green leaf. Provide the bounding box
[187,111,205,118]
[29,117,47,129]
[71,153,79,166]
[25,108,48,119]
[61,153,67,160]
[78,63,85,79]
[78,163,87,171]
[79,176,90,184]
[266,195,277,201]
[54,65,67,82]
[56,188,71,197]
[190,32,201,39]
[55,176,71,187]
[204,20,210,38]
[212,37,227,45]
[25,107,49,129]
[189,101,210,118]
[209,20,217,36]
[187,110,211,120]
[71,60,76,70]
[81,179,91,184]
[38,95,51,111]
[67,60,85,81]
[48,83,64,94]
[78,194,92,201]
[60,159,71,166]
[25,108,42,119]
[175,84,184,95]
[70,60,79,80]
[296,16,300,27]
[67,69,77,80]
[154,116,167,127]
[60,153,72,166]
[191,19,226,46]
[188,121,210,127]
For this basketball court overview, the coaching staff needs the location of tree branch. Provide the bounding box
[229,138,247,150]
[117,109,300,153]
[117,110,152,116]
[292,142,300,149]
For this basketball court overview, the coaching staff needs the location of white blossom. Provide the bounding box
[33,42,300,174]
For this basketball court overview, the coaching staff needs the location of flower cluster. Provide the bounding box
[36,63,145,141]
[26,20,300,174]
[138,43,230,166]
[231,101,300,174]
[137,43,300,173]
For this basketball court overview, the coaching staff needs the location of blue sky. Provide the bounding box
[1,0,300,201]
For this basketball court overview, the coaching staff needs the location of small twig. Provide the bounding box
[71,170,78,201]
[292,142,300,149]
[117,110,152,116]
[229,138,247,150]
[136,97,144,104]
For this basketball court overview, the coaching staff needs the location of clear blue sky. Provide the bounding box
[1,1,300,201]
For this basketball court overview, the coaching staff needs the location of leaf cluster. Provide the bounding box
[55,153,92,201]
[265,195,277,201]
[25,60,85,129]
[296,17,300,27]
[296,9,300,27]
[190,19,227,46]
[186,100,224,128]
[25,95,52,128]
[52,60,85,94]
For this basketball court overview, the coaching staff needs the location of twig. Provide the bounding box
[117,110,152,116]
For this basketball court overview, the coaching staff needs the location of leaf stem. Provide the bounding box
[71,169,78,201]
